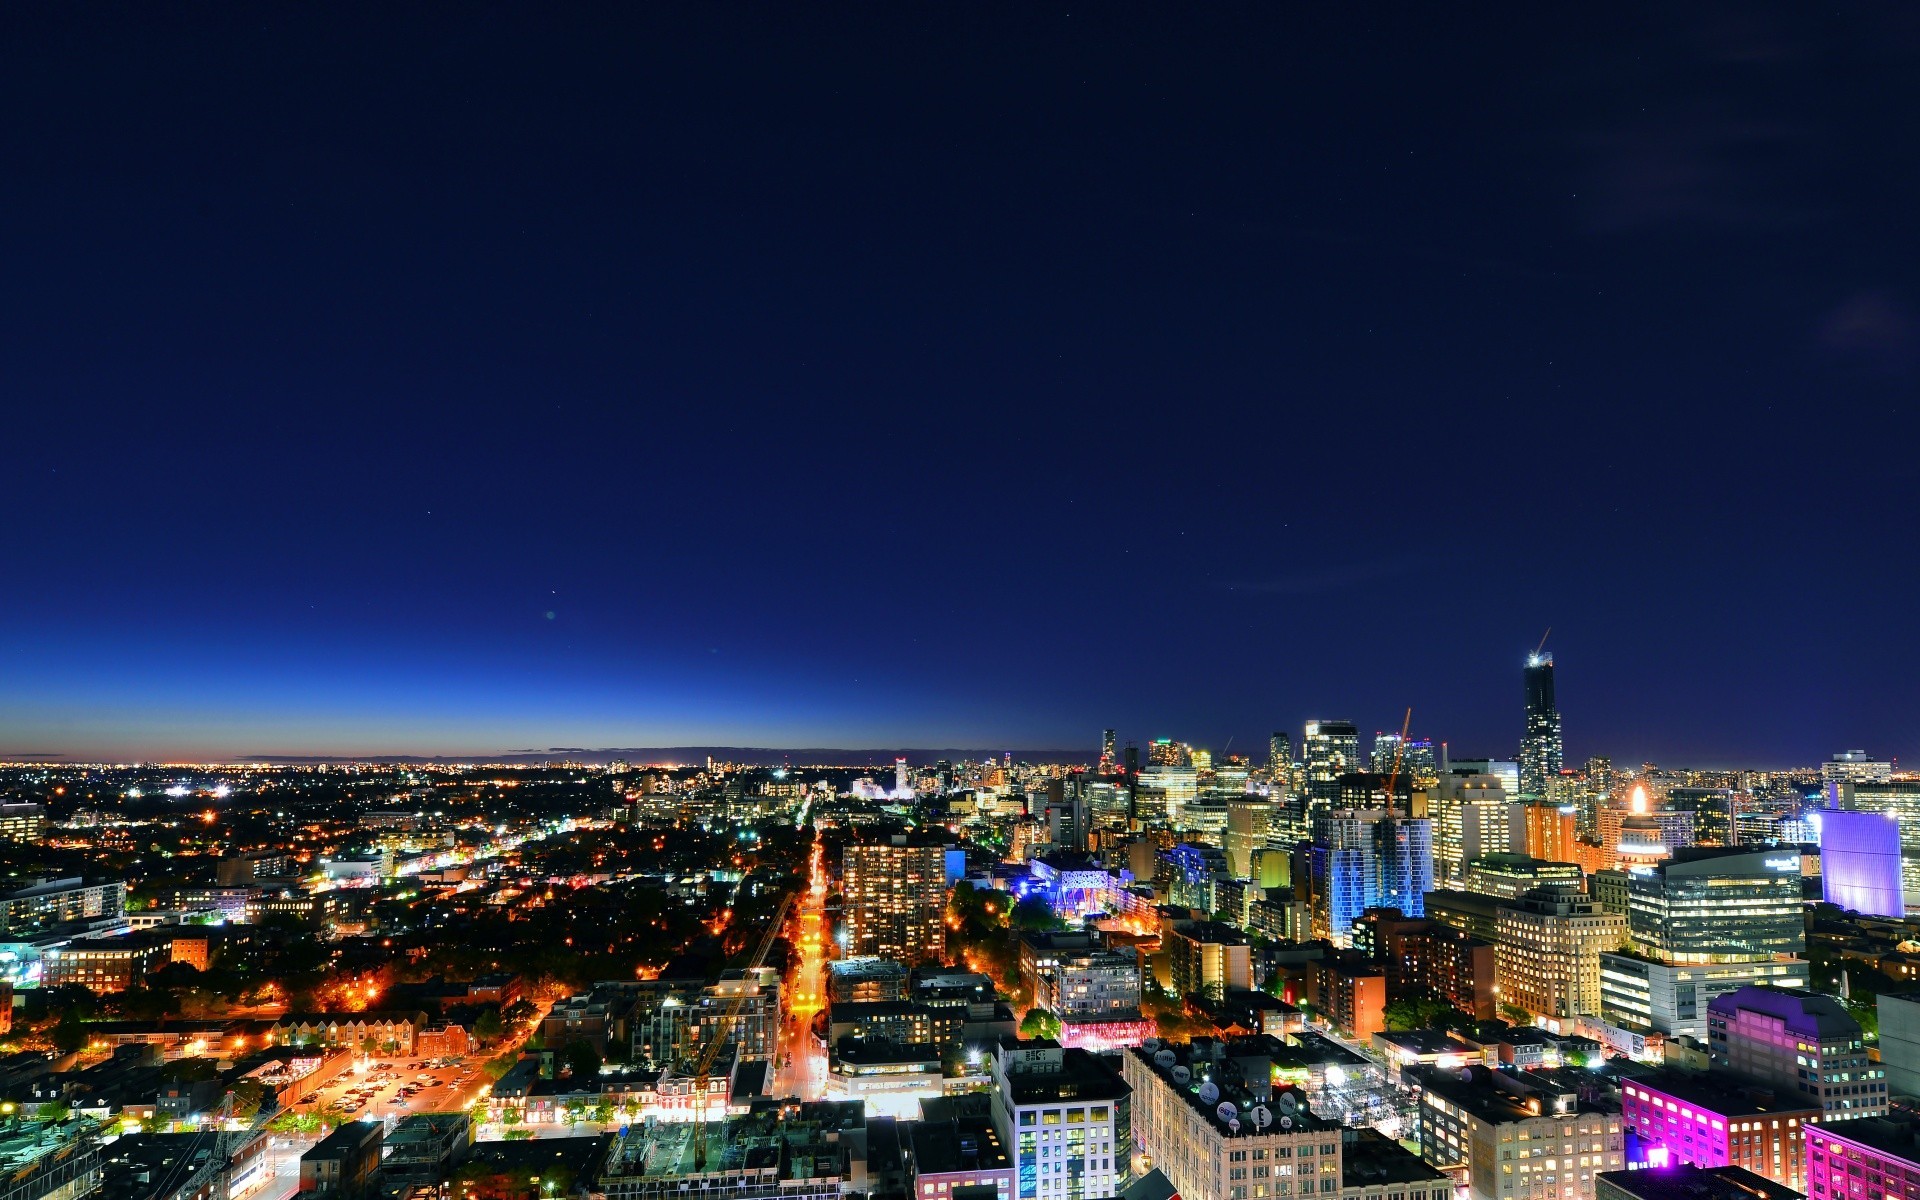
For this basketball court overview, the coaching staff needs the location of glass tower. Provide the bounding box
[1520,652,1564,797]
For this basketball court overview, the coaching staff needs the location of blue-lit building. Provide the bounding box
[1310,810,1433,946]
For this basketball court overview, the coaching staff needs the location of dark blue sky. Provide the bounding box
[3,4,1918,764]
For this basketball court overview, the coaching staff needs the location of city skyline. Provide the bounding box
[6,5,1918,765]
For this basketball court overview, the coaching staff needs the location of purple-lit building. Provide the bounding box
[1820,808,1905,917]
[1617,1068,1818,1191]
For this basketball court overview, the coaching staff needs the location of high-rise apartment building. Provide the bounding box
[1268,732,1294,788]
[1494,888,1626,1021]
[1304,721,1361,809]
[1100,730,1118,773]
[1168,921,1253,1001]
[1520,653,1564,798]
[843,832,949,965]
[1226,799,1275,879]
[1149,738,1191,768]
[1430,774,1513,887]
[1309,810,1433,945]
[1463,854,1583,901]
[1707,986,1886,1121]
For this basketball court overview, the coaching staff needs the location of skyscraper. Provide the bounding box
[1304,719,1361,809]
[1309,808,1433,944]
[1268,731,1292,781]
[1520,652,1564,797]
[1099,729,1117,773]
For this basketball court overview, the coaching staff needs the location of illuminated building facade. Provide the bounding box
[1819,809,1904,917]
[1617,1071,1816,1188]
[1832,781,1920,913]
[1309,810,1433,945]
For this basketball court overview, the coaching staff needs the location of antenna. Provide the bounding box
[1534,627,1552,659]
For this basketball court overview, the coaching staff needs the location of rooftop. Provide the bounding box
[1706,986,1860,1039]
[1623,1069,1819,1118]
[1340,1128,1447,1188]
[908,1115,1011,1176]
[1594,1165,1803,1200]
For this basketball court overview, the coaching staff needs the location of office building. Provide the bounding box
[1520,653,1564,798]
[1708,986,1884,1121]
[0,804,45,843]
[1101,730,1118,773]
[1303,721,1362,808]
[1598,956,1809,1042]
[988,1038,1131,1200]
[844,833,950,966]
[1819,809,1905,917]
[1120,1038,1341,1200]
[1425,889,1503,944]
[1624,849,1805,964]
[1617,1071,1817,1189]
[1495,888,1627,1021]
[42,934,172,993]
[1414,1065,1624,1200]
[1465,854,1583,901]
[1823,752,1895,786]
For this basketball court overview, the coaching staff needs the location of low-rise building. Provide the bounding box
[1412,1066,1624,1200]
[1120,1038,1338,1200]
[1617,1068,1818,1190]
[298,1121,382,1198]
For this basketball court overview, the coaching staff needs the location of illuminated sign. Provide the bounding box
[1763,857,1799,871]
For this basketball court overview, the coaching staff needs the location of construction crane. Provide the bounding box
[1382,706,1413,799]
[691,887,794,1169]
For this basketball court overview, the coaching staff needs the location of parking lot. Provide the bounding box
[288,1054,490,1122]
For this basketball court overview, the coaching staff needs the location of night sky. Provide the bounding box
[4,4,1918,765]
